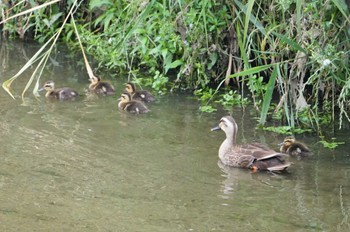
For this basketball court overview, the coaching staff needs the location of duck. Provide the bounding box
[39,80,78,100]
[88,75,115,96]
[211,116,291,173]
[279,136,311,158]
[124,82,155,103]
[118,92,150,114]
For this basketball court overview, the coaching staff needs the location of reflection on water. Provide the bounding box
[1,40,350,231]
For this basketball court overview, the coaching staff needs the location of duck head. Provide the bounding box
[211,116,238,142]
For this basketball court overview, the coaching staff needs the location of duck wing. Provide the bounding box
[237,143,291,172]
[239,143,284,160]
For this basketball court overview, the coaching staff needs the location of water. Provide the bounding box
[1,40,350,231]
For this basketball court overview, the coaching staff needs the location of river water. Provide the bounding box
[0,40,349,231]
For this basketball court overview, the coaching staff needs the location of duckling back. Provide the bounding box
[280,137,311,158]
[41,80,78,101]
[123,101,150,114]
[118,92,150,114]
[90,82,115,96]
[54,87,79,100]
[132,90,155,103]
[125,82,155,103]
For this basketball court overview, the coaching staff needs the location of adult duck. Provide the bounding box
[279,137,311,158]
[124,82,155,103]
[40,80,78,100]
[211,116,291,173]
[118,92,150,114]
[88,75,115,96]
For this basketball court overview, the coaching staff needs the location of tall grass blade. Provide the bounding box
[24,50,51,99]
[236,23,249,67]
[116,0,156,50]
[331,0,350,24]
[277,64,291,127]
[296,0,302,40]
[227,64,274,79]
[71,16,95,79]
[2,36,56,99]
[2,0,79,99]
[23,0,79,99]
[0,0,60,25]
[243,0,255,45]
[259,65,277,125]
[272,32,307,54]
[199,0,209,48]
[234,0,267,36]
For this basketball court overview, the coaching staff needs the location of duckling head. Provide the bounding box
[89,75,101,84]
[118,92,132,110]
[40,80,55,92]
[279,136,296,151]
[118,92,132,103]
[281,137,295,146]
[125,82,136,94]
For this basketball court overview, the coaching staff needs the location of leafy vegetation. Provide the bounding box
[0,0,349,138]
[319,136,345,149]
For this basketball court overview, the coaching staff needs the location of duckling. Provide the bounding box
[39,80,78,100]
[279,136,311,158]
[118,92,150,114]
[211,116,291,173]
[88,75,115,96]
[125,82,155,103]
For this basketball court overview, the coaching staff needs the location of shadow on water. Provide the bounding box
[1,40,350,231]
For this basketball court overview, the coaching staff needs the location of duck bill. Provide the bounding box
[211,126,221,131]
[278,142,284,146]
[38,87,45,92]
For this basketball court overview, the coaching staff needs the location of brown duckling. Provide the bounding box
[118,92,150,114]
[211,116,291,173]
[279,137,311,158]
[125,82,155,103]
[40,80,78,100]
[89,75,116,96]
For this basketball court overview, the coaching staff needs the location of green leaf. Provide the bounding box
[165,59,183,72]
[208,52,217,70]
[227,64,274,79]
[104,13,114,30]
[49,12,63,25]
[43,19,50,27]
[161,48,168,60]
[273,32,307,54]
[199,105,217,113]
[89,0,113,10]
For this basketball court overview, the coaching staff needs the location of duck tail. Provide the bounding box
[267,163,291,172]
